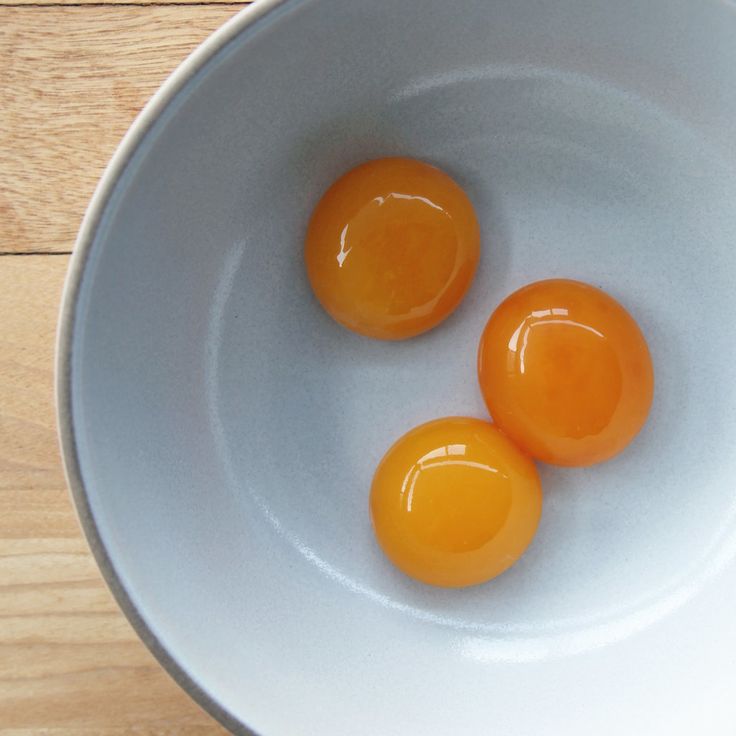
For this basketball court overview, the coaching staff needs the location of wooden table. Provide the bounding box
[0,1,250,731]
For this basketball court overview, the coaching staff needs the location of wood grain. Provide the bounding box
[2,0,249,5]
[0,256,227,733]
[0,5,245,254]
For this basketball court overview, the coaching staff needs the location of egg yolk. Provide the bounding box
[478,279,654,467]
[370,417,542,588]
[304,158,480,340]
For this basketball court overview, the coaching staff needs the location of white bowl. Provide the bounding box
[58,0,736,733]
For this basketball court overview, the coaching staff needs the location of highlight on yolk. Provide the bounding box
[370,417,542,588]
[478,279,654,467]
[304,157,480,340]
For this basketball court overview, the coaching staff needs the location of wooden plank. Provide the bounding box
[0,256,227,733]
[0,5,244,254]
[2,0,249,5]
[0,257,66,493]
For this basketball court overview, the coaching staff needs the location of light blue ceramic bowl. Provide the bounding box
[58,1,736,733]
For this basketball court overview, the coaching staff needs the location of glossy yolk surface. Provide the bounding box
[370,417,542,588]
[305,158,480,340]
[478,279,654,467]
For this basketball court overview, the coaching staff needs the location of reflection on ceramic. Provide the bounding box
[58,0,736,734]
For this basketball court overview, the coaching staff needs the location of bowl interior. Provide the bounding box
[67,0,736,733]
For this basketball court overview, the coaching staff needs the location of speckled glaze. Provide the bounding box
[57,1,736,734]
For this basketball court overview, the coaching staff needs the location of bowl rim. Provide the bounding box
[55,2,299,733]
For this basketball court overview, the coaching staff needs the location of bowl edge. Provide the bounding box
[54,2,300,734]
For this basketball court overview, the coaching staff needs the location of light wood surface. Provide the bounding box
[0,0,250,730]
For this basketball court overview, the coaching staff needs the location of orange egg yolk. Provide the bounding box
[370,417,542,588]
[478,279,654,467]
[304,157,480,340]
